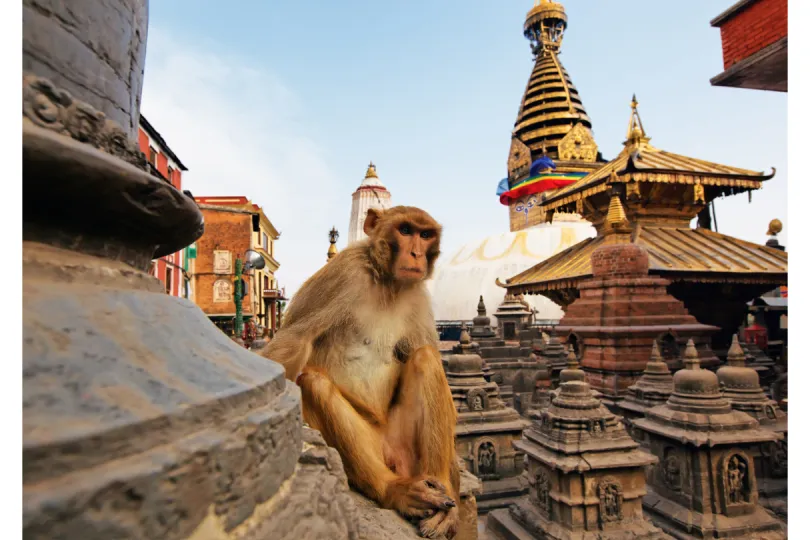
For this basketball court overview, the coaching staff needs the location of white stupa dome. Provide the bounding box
[427,217,595,322]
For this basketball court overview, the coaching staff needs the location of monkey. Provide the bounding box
[260,206,460,538]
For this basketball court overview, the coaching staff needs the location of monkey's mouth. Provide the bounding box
[400,267,424,277]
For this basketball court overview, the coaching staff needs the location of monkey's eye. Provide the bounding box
[420,230,433,239]
[399,224,412,235]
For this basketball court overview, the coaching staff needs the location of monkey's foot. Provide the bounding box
[419,506,459,539]
[384,476,456,520]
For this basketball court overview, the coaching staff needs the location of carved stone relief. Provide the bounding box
[597,477,623,527]
[466,389,489,412]
[558,123,598,163]
[535,470,551,518]
[477,441,497,476]
[662,447,683,492]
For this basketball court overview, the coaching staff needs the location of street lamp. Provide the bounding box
[234,249,266,338]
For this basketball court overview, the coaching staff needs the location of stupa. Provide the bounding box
[470,295,497,340]
[494,292,534,341]
[487,355,663,539]
[617,342,674,442]
[718,336,787,519]
[503,96,787,359]
[426,0,598,324]
[528,338,552,414]
[347,162,392,245]
[445,327,530,513]
[634,340,785,539]
[541,330,568,387]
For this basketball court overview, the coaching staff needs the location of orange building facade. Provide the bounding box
[191,197,284,335]
[137,115,189,297]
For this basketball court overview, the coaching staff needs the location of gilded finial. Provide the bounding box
[767,219,783,236]
[365,161,378,179]
[683,339,700,369]
[727,335,746,367]
[605,191,629,229]
[625,94,648,146]
[327,226,339,262]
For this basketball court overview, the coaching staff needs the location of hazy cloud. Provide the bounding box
[141,28,340,295]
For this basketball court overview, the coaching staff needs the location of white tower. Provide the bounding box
[348,162,393,245]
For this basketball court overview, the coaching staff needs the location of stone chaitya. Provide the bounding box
[471,295,498,340]
[528,338,552,414]
[467,297,540,415]
[718,336,787,520]
[634,340,785,539]
[487,356,664,539]
[21,2,467,539]
[445,327,530,513]
[541,330,568,388]
[617,341,674,443]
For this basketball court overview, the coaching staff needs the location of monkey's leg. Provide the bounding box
[297,367,455,520]
[387,346,461,538]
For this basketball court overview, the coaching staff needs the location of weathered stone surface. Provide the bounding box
[23,0,148,139]
[635,341,785,539]
[555,242,719,408]
[446,330,530,514]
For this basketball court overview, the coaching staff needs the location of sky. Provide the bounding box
[140,0,788,296]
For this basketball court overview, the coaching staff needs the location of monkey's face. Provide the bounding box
[364,206,442,284]
[391,221,438,283]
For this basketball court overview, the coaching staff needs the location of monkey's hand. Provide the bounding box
[382,476,456,521]
[419,505,459,539]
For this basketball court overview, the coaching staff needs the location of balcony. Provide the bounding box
[262,289,287,300]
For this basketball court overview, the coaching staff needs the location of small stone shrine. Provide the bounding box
[445,327,530,513]
[718,336,787,520]
[471,295,498,340]
[617,341,674,443]
[487,358,664,539]
[634,340,785,539]
[494,292,534,341]
[528,338,552,414]
[541,330,568,388]
[739,338,777,390]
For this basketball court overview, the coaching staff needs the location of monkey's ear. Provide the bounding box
[363,208,383,235]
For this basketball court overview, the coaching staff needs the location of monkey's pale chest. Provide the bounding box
[328,305,411,410]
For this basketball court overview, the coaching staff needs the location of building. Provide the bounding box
[427,0,597,323]
[710,0,787,92]
[192,196,284,335]
[501,97,787,400]
[138,115,189,297]
[347,162,392,245]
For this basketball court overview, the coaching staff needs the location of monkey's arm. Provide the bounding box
[260,257,360,380]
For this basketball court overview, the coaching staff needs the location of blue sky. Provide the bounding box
[141,0,787,295]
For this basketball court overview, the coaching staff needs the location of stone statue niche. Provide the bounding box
[444,329,530,514]
[635,339,786,539]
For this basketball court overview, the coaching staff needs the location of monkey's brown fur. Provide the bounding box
[261,206,460,538]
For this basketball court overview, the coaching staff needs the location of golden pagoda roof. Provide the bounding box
[501,226,787,293]
[540,97,775,212]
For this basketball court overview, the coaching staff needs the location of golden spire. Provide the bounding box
[364,161,378,179]
[605,190,629,228]
[625,94,650,147]
[327,227,339,262]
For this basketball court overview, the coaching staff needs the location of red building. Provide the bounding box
[138,115,190,297]
[710,0,787,92]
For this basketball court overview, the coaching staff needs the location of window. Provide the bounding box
[149,147,157,166]
[165,267,173,295]
[264,275,269,290]
[167,166,174,185]
[262,232,268,251]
